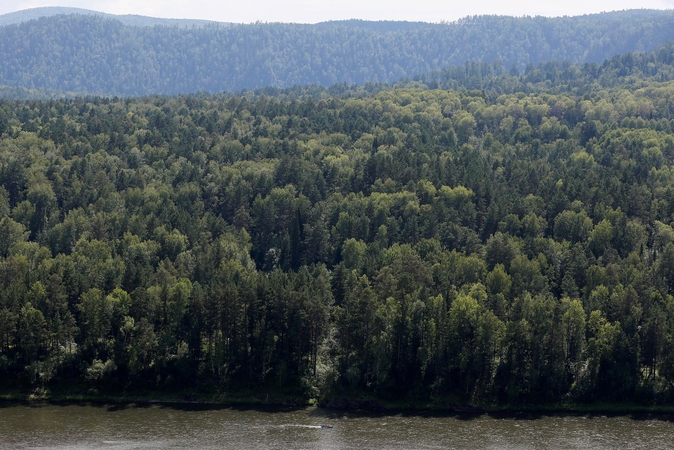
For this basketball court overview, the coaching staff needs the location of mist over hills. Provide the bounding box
[2,9,674,96]
[0,6,221,28]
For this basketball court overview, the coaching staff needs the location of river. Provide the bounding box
[1,402,673,449]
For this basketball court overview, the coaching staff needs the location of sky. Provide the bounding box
[1,0,674,23]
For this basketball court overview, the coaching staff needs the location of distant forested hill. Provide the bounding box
[412,44,674,95]
[2,10,674,95]
[8,44,674,102]
[0,6,220,28]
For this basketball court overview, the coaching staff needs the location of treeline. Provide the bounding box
[0,85,78,102]
[3,10,674,95]
[253,44,674,102]
[416,44,674,95]
[8,44,674,102]
[2,81,674,404]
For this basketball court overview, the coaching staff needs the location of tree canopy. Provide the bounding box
[2,10,674,95]
[2,66,674,406]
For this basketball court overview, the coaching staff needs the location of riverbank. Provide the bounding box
[2,386,674,415]
[0,386,315,408]
[323,395,674,415]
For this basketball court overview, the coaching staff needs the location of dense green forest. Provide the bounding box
[3,47,674,406]
[3,10,674,95]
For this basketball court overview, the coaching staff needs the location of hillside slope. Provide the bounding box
[2,10,674,95]
[2,78,674,405]
[0,6,220,28]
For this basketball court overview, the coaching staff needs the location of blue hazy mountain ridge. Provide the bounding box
[0,6,221,28]
[0,85,74,101]
[314,19,433,31]
[2,9,674,96]
[3,43,674,101]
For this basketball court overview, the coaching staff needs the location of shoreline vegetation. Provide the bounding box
[2,388,674,415]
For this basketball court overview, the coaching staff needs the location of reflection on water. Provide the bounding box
[1,402,674,449]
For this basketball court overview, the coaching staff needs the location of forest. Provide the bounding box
[0,6,220,28]
[2,10,674,95]
[2,44,674,407]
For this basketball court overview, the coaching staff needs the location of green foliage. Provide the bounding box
[2,69,674,406]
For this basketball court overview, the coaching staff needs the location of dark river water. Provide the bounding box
[1,402,673,449]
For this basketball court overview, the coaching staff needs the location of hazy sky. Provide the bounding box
[2,0,674,23]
